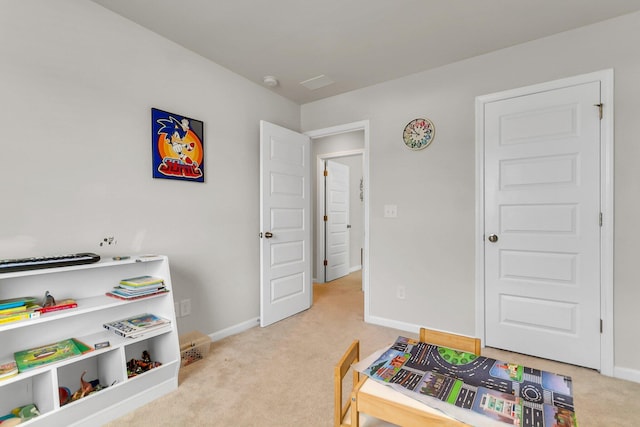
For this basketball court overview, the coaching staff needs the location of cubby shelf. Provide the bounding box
[0,255,180,427]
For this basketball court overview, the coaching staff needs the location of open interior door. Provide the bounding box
[325,159,350,281]
[260,121,312,327]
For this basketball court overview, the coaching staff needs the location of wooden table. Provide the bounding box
[350,336,576,427]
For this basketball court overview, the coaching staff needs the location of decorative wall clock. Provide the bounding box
[402,117,435,150]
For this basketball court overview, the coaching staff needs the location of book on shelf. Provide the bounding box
[115,283,166,293]
[106,289,169,301]
[13,338,92,372]
[0,309,41,325]
[117,283,167,293]
[0,297,42,324]
[37,299,78,314]
[106,280,168,301]
[0,296,38,311]
[103,313,171,338]
[119,275,164,287]
[0,360,18,381]
[0,305,29,316]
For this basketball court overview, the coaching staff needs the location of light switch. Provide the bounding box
[384,204,398,218]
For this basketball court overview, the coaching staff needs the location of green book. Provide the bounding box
[14,338,92,372]
[119,275,164,287]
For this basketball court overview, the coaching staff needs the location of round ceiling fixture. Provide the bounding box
[263,76,279,87]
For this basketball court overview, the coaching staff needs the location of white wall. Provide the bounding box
[0,1,300,336]
[301,11,640,373]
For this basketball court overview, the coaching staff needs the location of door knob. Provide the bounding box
[488,234,498,243]
[264,232,274,239]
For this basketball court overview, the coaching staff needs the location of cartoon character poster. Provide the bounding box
[151,108,204,182]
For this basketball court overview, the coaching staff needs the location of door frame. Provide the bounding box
[317,151,364,283]
[474,69,614,375]
[305,120,371,322]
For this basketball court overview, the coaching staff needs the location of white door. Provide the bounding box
[325,160,350,282]
[259,121,312,327]
[484,82,602,369]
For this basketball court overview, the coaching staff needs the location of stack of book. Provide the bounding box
[106,275,168,301]
[0,297,41,325]
[103,313,171,338]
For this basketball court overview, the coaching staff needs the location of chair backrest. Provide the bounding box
[334,340,360,427]
[419,328,481,355]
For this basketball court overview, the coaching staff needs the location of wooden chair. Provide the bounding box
[336,329,482,427]
[419,327,481,355]
[334,340,360,427]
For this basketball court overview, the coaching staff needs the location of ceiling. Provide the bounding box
[90,0,640,105]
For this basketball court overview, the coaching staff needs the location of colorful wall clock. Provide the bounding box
[402,117,435,150]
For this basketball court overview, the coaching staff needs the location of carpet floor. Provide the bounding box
[106,271,640,426]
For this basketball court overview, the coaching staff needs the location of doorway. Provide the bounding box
[305,121,371,321]
[320,155,364,283]
[475,70,614,374]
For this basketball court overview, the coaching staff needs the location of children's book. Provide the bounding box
[37,299,78,314]
[0,305,27,315]
[119,276,164,287]
[0,310,40,325]
[0,297,41,325]
[103,313,170,338]
[14,338,92,372]
[106,289,169,301]
[0,360,18,380]
[0,297,38,311]
[114,284,166,294]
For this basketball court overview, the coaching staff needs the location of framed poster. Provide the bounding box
[151,108,204,182]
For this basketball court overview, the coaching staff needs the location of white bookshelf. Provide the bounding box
[0,255,180,426]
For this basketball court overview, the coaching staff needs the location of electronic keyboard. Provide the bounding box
[0,253,101,273]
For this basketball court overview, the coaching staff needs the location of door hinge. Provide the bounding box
[594,103,603,120]
[600,318,603,333]
[600,212,603,227]
[323,259,328,266]
[324,215,328,222]
[324,170,328,177]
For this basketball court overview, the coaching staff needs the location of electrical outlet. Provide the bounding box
[384,204,398,218]
[99,236,117,247]
[181,299,191,317]
[396,285,406,300]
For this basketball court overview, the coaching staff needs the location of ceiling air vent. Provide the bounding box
[299,74,334,90]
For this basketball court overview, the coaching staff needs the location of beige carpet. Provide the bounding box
[106,271,640,426]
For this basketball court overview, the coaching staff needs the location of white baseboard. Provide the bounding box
[209,316,260,342]
[613,366,640,384]
[365,314,421,335]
